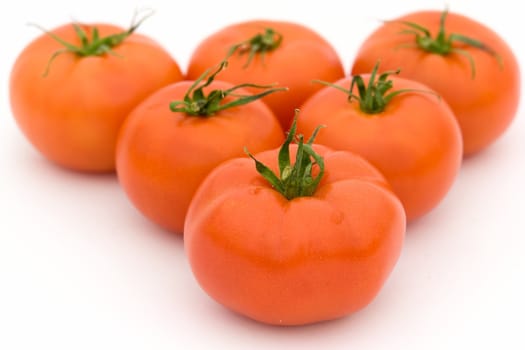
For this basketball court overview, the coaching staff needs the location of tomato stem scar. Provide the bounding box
[245,110,325,200]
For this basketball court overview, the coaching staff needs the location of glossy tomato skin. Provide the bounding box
[297,76,462,222]
[187,20,345,129]
[352,11,520,156]
[185,145,405,325]
[116,80,284,234]
[10,23,183,172]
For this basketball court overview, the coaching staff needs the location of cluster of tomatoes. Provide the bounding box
[9,9,520,326]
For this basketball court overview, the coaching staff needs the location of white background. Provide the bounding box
[1,1,524,349]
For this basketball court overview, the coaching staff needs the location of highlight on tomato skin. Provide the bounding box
[351,9,520,156]
[297,62,463,222]
[186,19,345,130]
[184,118,406,326]
[9,12,184,172]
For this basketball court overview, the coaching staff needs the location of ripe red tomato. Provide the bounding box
[352,10,520,156]
[116,64,284,233]
[296,64,463,222]
[186,20,345,129]
[184,121,405,325]
[10,18,183,172]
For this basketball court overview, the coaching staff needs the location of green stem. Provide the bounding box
[169,60,287,116]
[395,9,502,78]
[32,9,153,77]
[245,111,325,200]
[314,60,439,114]
[226,28,283,68]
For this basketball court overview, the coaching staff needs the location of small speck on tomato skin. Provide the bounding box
[249,187,262,195]
[330,210,344,225]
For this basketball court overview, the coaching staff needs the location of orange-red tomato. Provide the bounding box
[296,75,463,222]
[185,144,405,325]
[10,22,183,172]
[352,10,520,156]
[187,20,345,129]
[116,80,284,234]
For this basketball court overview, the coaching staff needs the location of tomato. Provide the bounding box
[186,20,345,129]
[296,64,463,222]
[9,17,183,172]
[184,120,405,325]
[351,10,520,156]
[116,63,284,234]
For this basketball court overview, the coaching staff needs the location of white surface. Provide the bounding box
[1,1,524,349]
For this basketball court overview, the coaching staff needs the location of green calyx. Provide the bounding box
[33,10,153,77]
[170,61,288,117]
[226,28,283,68]
[170,60,287,116]
[396,9,502,78]
[315,61,438,115]
[246,111,325,200]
